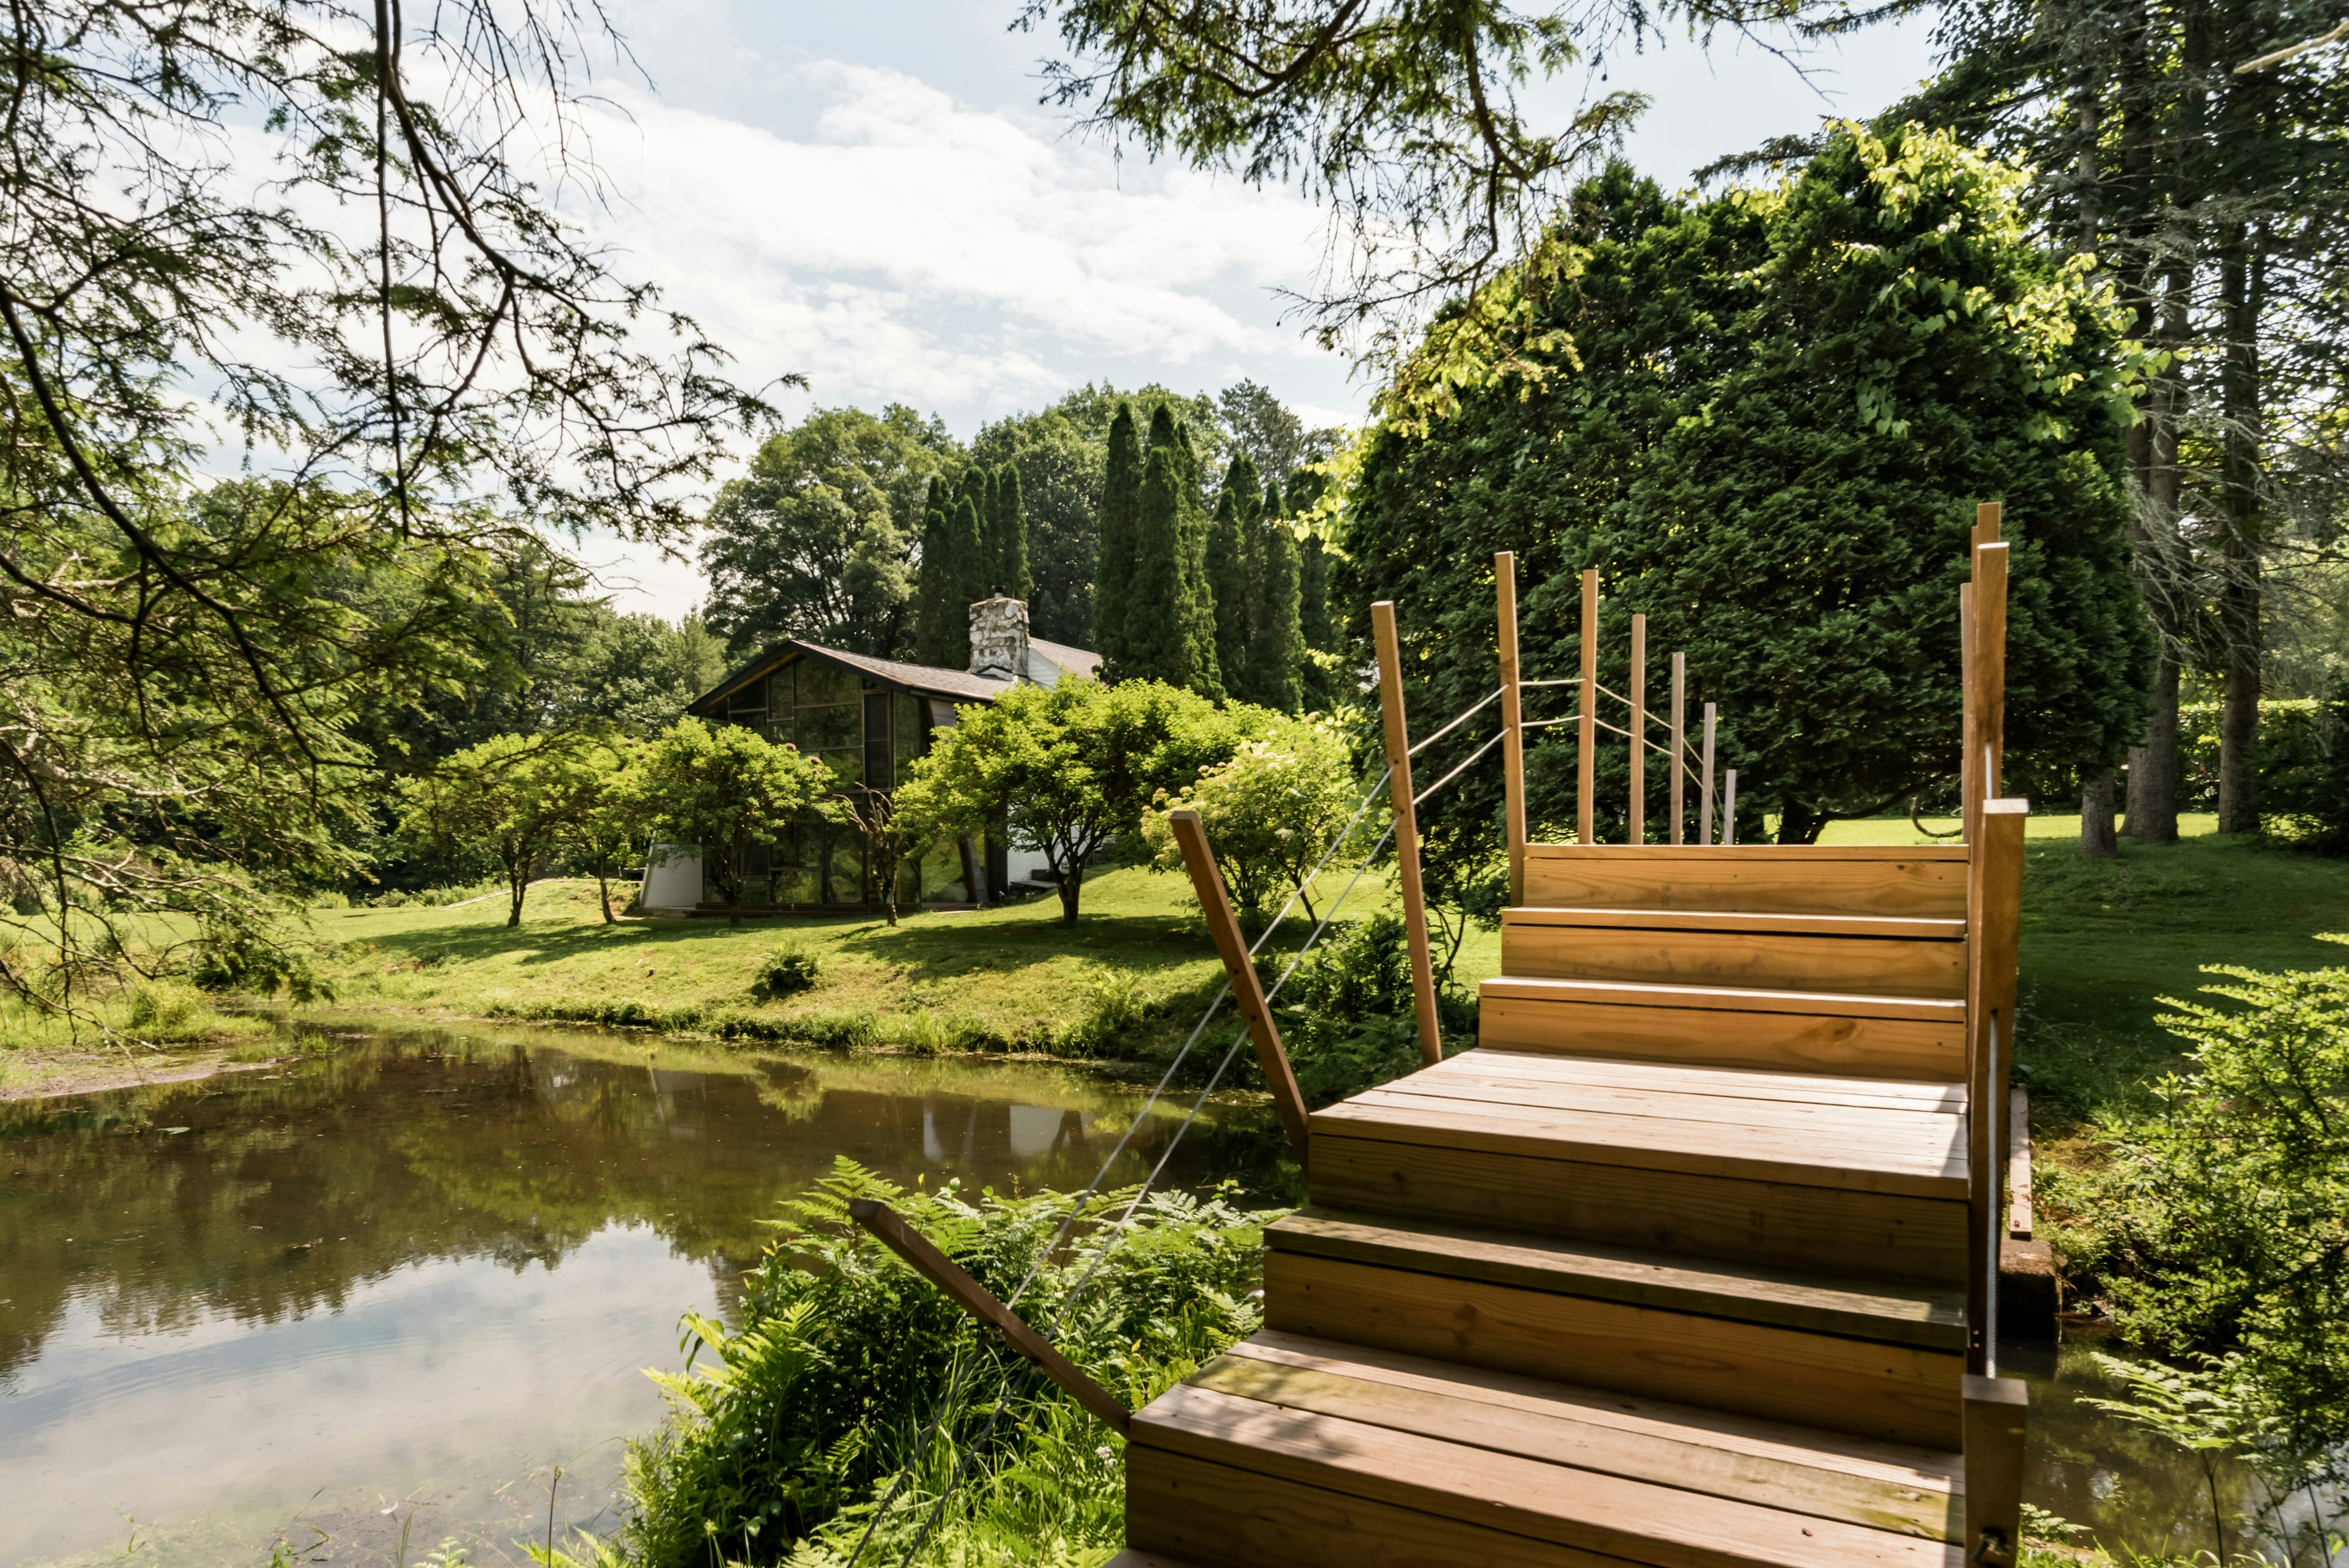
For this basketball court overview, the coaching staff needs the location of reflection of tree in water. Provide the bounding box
[0,1020,1290,1383]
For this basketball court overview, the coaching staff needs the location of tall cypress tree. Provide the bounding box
[943,492,985,667]
[1123,445,1204,688]
[913,478,960,667]
[988,464,1032,602]
[1094,402,1143,676]
[1247,515,1307,715]
[1206,481,1251,695]
[1166,416,1222,697]
[1290,467,1335,653]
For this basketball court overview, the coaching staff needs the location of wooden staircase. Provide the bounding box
[1115,537,2030,1568]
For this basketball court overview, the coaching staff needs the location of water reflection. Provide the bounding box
[0,1018,1291,1566]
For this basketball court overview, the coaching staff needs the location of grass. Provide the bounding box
[0,981,276,1097]
[307,868,1258,1060]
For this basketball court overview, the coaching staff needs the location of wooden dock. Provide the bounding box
[1111,536,2028,1567]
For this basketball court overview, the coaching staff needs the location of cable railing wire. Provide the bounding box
[1406,685,1501,758]
[1413,728,1507,808]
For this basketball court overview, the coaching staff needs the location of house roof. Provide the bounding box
[1028,636,1102,682]
[689,639,1014,716]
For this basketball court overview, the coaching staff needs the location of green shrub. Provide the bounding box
[1270,913,1476,1107]
[620,1159,1275,1568]
[2046,940,2349,1472]
[754,946,822,1000]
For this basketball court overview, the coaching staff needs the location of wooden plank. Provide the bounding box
[1499,551,1527,905]
[1187,1354,1963,1540]
[1434,1050,1968,1111]
[1324,1093,1967,1197]
[846,1198,1130,1435]
[1229,1331,1965,1487]
[1508,905,1967,940]
[1133,1386,1963,1568]
[1261,1250,1963,1446]
[1362,1072,1964,1142]
[1168,809,1311,1165]
[1266,1208,1969,1350]
[1477,992,1967,1081]
[1526,852,1969,919]
[1501,921,1969,1000]
[1965,800,2025,1374]
[1701,702,1718,844]
[1373,600,1444,1067]
[1310,1132,1970,1285]
[1527,844,1971,863]
[1970,543,2009,830]
[1127,1443,1639,1567]
[2008,1087,2033,1239]
[1670,651,1687,846]
[1480,973,1968,1023]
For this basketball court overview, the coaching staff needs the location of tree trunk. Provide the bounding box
[508,869,526,927]
[595,853,615,923]
[2214,227,2265,836]
[1776,801,1827,845]
[2080,766,2118,856]
[2125,651,2181,842]
[1058,872,1081,924]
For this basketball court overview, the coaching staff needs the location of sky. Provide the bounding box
[560,2,1946,619]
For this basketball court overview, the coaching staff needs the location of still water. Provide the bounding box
[0,1014,2259,1566]
[0,1018,1290,1566]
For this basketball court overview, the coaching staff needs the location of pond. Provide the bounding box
[0,1013,2260,1566]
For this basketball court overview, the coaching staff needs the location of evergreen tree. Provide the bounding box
[1124,441,1224,696]
[1166,415,1223,698]
[940,492,985,667]
[1290,466,1336,652]
[912,483,961,667]
[1247,514,1308,714]
[1094,402,1143,676]
[1206,481,1252,693]
[987,464,1032,603]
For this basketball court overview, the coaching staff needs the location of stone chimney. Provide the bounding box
[968,596,1030,682]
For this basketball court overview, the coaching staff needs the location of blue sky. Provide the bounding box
[569,2,1946,616]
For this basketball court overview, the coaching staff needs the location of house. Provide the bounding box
[640,598,1099,913]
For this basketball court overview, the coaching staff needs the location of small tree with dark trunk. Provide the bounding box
[639,719,834,927]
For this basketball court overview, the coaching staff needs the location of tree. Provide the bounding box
[0,0,769,1018]
[982,465,1033,602]
[1141,716,1359,924]
[399,735,586,927]
[1340,140,2152,845]
[896,680,1252,923]
[1247,516,1309,715]
[1206,478,1254,689]
[973,398,1114,644]
[551,737,647,924]
[1096,403,1145,672]
[1218,379,1344,480]
[639,719,835,926]
[700,407,963,660]
[1123,444,1224,696]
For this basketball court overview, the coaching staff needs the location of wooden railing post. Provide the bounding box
[1373,601,1445,1066]
[1496,552,1527,905]
[848,1197,1134,1437]
[1578,568,1598,845]
[1961,581,1978,844]
[1963,1374,2029,1567]
[1966,799,2027,1375]
[1167,810,1312,1163]
[1628,614,1647,844]
[1973,541,2009,815]
[1669,653,1686,846]
[1699,703,1718,847]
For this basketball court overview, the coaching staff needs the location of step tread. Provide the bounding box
[1315,1066,1968,1199]
[1448,1050,1968,1112]
[1131,1334,1963,1566]
[1480,973,1970,1022]
[1266,1207,1968,1350]
[1407,1053,1965,1130]
[1504,906,1967,940]
[1527,843,1969,863]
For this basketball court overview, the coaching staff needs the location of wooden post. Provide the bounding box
[1722,770,1737,845]
[1628,614,1647,845]
[848,1197,1133,1436]
[1962,1374,2029,1568]
[1167,811,1312,1164]
[1578,568,1598,845]
[1965,798,2027,1375]
[1973,543,2009,810]
[1497,553,1527,905]
[1373,601,1445,1066]
[1669,653,1686,846]
[1961,581,1977,844]
[1699,704,1718,847]
[1975,499,2003,549]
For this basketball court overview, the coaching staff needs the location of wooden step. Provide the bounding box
[1479,976,1966,1081]
[1523,843,1968,920]
[1502,910,1966,1000]
[1263,1209,1964,1446]
[1125,1332,1964,1567]
[1309,1052,1968,1285]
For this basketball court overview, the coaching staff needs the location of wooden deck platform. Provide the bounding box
[1117,839,2011,1567]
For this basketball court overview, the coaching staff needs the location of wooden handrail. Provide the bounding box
[1165,810,1313,1164]
[1578,568,1598,844]
[1372,601,1445,1066]
[847,1197,1133,1437]
[1496,552,1527,905]
[1628,614,1647,844]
